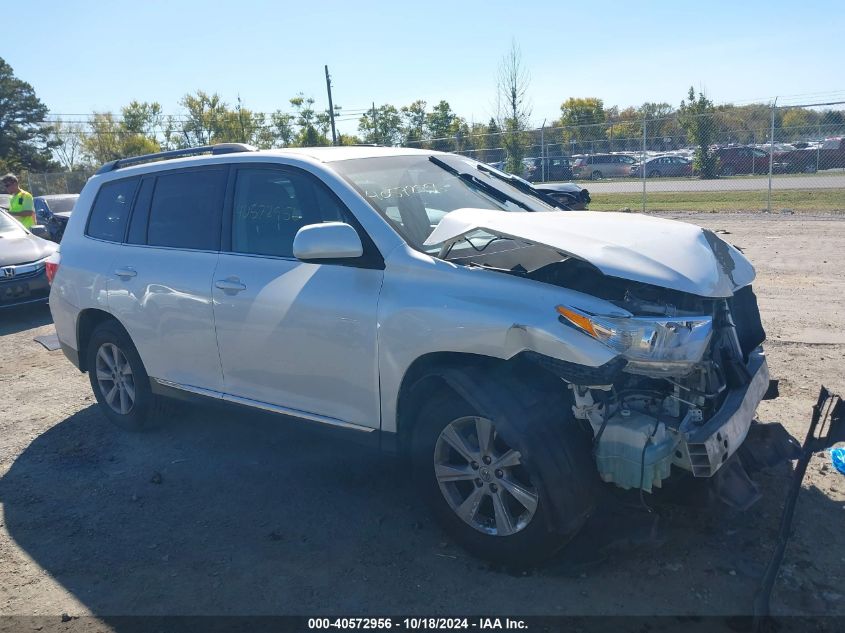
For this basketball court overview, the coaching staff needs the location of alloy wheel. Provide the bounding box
[434,416,538,536]
[95,343,136,415]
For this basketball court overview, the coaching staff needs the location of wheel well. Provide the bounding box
[395,352,560,454]
[76,309,123,372]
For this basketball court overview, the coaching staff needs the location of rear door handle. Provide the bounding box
[215,278,247,293]
[114,267,137,279]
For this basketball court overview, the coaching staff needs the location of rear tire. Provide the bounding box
[411,388,594,566]
[86,320,171,431]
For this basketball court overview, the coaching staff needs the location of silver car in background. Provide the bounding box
[571,153,637,179]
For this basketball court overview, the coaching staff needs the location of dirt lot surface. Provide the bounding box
[1,213,843,625]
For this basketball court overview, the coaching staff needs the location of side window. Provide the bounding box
[86,177,139,242]
[231,168,348,258]
[147,169,226,250]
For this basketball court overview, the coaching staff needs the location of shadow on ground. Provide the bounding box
[1,401,842,621]
[0,302,52,335]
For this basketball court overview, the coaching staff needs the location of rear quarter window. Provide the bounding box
[86,177,140,242]
[147,168,227,250]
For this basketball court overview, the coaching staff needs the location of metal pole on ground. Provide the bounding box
[767,98,777,213]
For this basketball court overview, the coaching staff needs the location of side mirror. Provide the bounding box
[293,222,364,261]
[30,225,50,239]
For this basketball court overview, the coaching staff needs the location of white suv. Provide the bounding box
[50,144,772,563]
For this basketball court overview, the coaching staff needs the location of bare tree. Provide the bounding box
[49,118,88,171]
[496,40,531,173]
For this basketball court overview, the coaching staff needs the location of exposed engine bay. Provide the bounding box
[447,238,769,493]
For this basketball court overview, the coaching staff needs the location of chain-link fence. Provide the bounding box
[20,170,92,197]
[23,100,845,214]
[408,100,845,214]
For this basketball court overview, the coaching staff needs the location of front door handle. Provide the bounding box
[215,277,247,294]
[114,267,137,279]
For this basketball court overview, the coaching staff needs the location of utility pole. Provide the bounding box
[372,102,379,145]
[324,65,337,146]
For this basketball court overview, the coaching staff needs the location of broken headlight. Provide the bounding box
[557,305,713,373]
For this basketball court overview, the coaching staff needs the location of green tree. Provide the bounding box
[400,100,428,146]
[121,101,164,137]
[481,118,501,163]
[559,97,606,152]
[290,94,330,146]
[780,108,812,141]
[607,106,640,151]
[175,91,229,147]
[427,100,457,151]
[0,57,57,171]
[497,41,531,173]
[358,104,403,145]
[713,103,771,145]
[269,111,296,147]
[337,132,363,145]
[679,87,718,178]
[83,112,160,165]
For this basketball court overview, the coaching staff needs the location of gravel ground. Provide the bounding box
[0,213,843,624]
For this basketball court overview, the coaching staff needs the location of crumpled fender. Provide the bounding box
[431,361,597,534]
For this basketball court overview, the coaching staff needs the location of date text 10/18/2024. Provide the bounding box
[308,618,528,630]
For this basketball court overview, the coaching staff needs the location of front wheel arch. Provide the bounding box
[404,358,599,562]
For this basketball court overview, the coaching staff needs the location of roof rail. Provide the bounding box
[95,143,257,174]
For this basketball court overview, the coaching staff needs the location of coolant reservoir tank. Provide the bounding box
[594,411,679,491]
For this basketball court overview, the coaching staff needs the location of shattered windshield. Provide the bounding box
[331,154,557,253]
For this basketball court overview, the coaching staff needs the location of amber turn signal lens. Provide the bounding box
[556,306,597,338]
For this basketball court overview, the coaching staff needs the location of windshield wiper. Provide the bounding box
[428,156,534,212]
[475,163,570,210]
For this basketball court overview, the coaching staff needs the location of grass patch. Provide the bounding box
[589,188,845,213]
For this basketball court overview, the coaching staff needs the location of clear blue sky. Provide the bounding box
[9,0,845,134]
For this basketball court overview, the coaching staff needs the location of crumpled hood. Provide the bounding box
[424,209,755,297]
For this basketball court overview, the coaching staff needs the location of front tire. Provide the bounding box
[591,170,603,180]
[86,320,169,431]
[411,389,593,565]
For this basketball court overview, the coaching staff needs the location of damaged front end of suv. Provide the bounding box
[424,207,777,506]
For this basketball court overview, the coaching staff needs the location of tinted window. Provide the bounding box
[231,168,347,258]
[126,178,155,245]
[87,177,139,242]
[147,169,226,250]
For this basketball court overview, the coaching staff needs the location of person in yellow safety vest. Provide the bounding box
[3,173,35,229]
